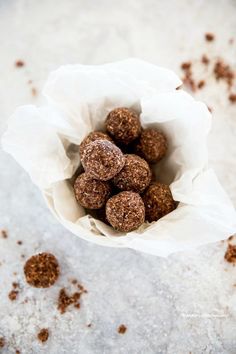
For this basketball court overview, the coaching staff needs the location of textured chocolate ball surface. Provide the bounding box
[24,253,60,288]
[106,191,145,232]
[79,131,113,158]
[113,154,151,193]
[142,182,176,222]
[105,107,141,145]
[135,128,168,163]
[74,173,111,209]
[81,140,125,181]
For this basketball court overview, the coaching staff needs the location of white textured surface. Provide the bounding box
[0,0,236,353]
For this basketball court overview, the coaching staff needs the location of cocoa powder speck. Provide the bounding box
[225,244,236,263]
[8,290,19,301]
[37,328,49,343]
[205,33,214,41]
[118,324,127,334]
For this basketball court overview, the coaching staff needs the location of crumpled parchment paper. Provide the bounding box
[2,58,236,256]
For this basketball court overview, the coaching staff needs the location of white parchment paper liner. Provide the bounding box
[2,59,236,256]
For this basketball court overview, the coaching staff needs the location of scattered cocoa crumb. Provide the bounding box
[229,94,236,103]
[17,240,22,245]
[1,230,8,239]
[71,279,78,285]
[8,290,19,301]
[176,85,182,90]
[12,282,19,289]
[207,106,213,113]
[213,59,234,89]
[118,324,127,334]
[77,284,88,293]
[201,54,210,65]
[181,61,196,92]
[15,350,20,354]
[21,254,25,259]
[87,323,92,328]
[31,87,37,96]
[229,38,234,45]
[15,60,25,68]
[198,80,205,89]
[24,253,60,288]
[13,272,17,276]
[225,244,236,263]
[0,337,5,348]
[181,62,191,70]
[205,33,214,42]
[57,284,87,314]
[57,288,81,314]
[37,328,49,343]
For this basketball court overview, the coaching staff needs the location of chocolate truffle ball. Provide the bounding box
[106,191,145,232]
[113,154,151,193]
[135,128,168,163]
[74,173,111,209]
[81,140,125,181]
[142,182,176,222]
[79,131,113,158]
[24,253,60,288]
[105,107,141,145]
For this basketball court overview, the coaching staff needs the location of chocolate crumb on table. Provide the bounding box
[1,230,8,238]
[181,62,191,70]
[57,285,87,314]
[201,54,210,65]
[8,290,19,301]
[198,80,205,89]
[17,240,22,245]
[12,282,19,289]
[117,324,127,334]
[213,59,234,89]
[15,350,20,354]
[15,60,25,67]
[205,33,215,41]
[0,337,5,348]
[180,61,196,92]
[24,253,60,288]
[225,244,236,264]
[229,94,236,103]
[37,328,49,343]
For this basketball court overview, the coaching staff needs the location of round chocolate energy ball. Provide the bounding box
[74,173,111,209]
[113,154,151,193]
[142,182,176,222]
[81,140,125,181]
[79,131,113,158]
[106,191,145,232]
[105,107,141,145]
[24,253,60,288]
[135,128,168,163]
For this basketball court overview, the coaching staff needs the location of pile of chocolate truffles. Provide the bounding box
[74,107,176,233]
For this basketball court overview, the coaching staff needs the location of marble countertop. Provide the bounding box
[0,0,236,353]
